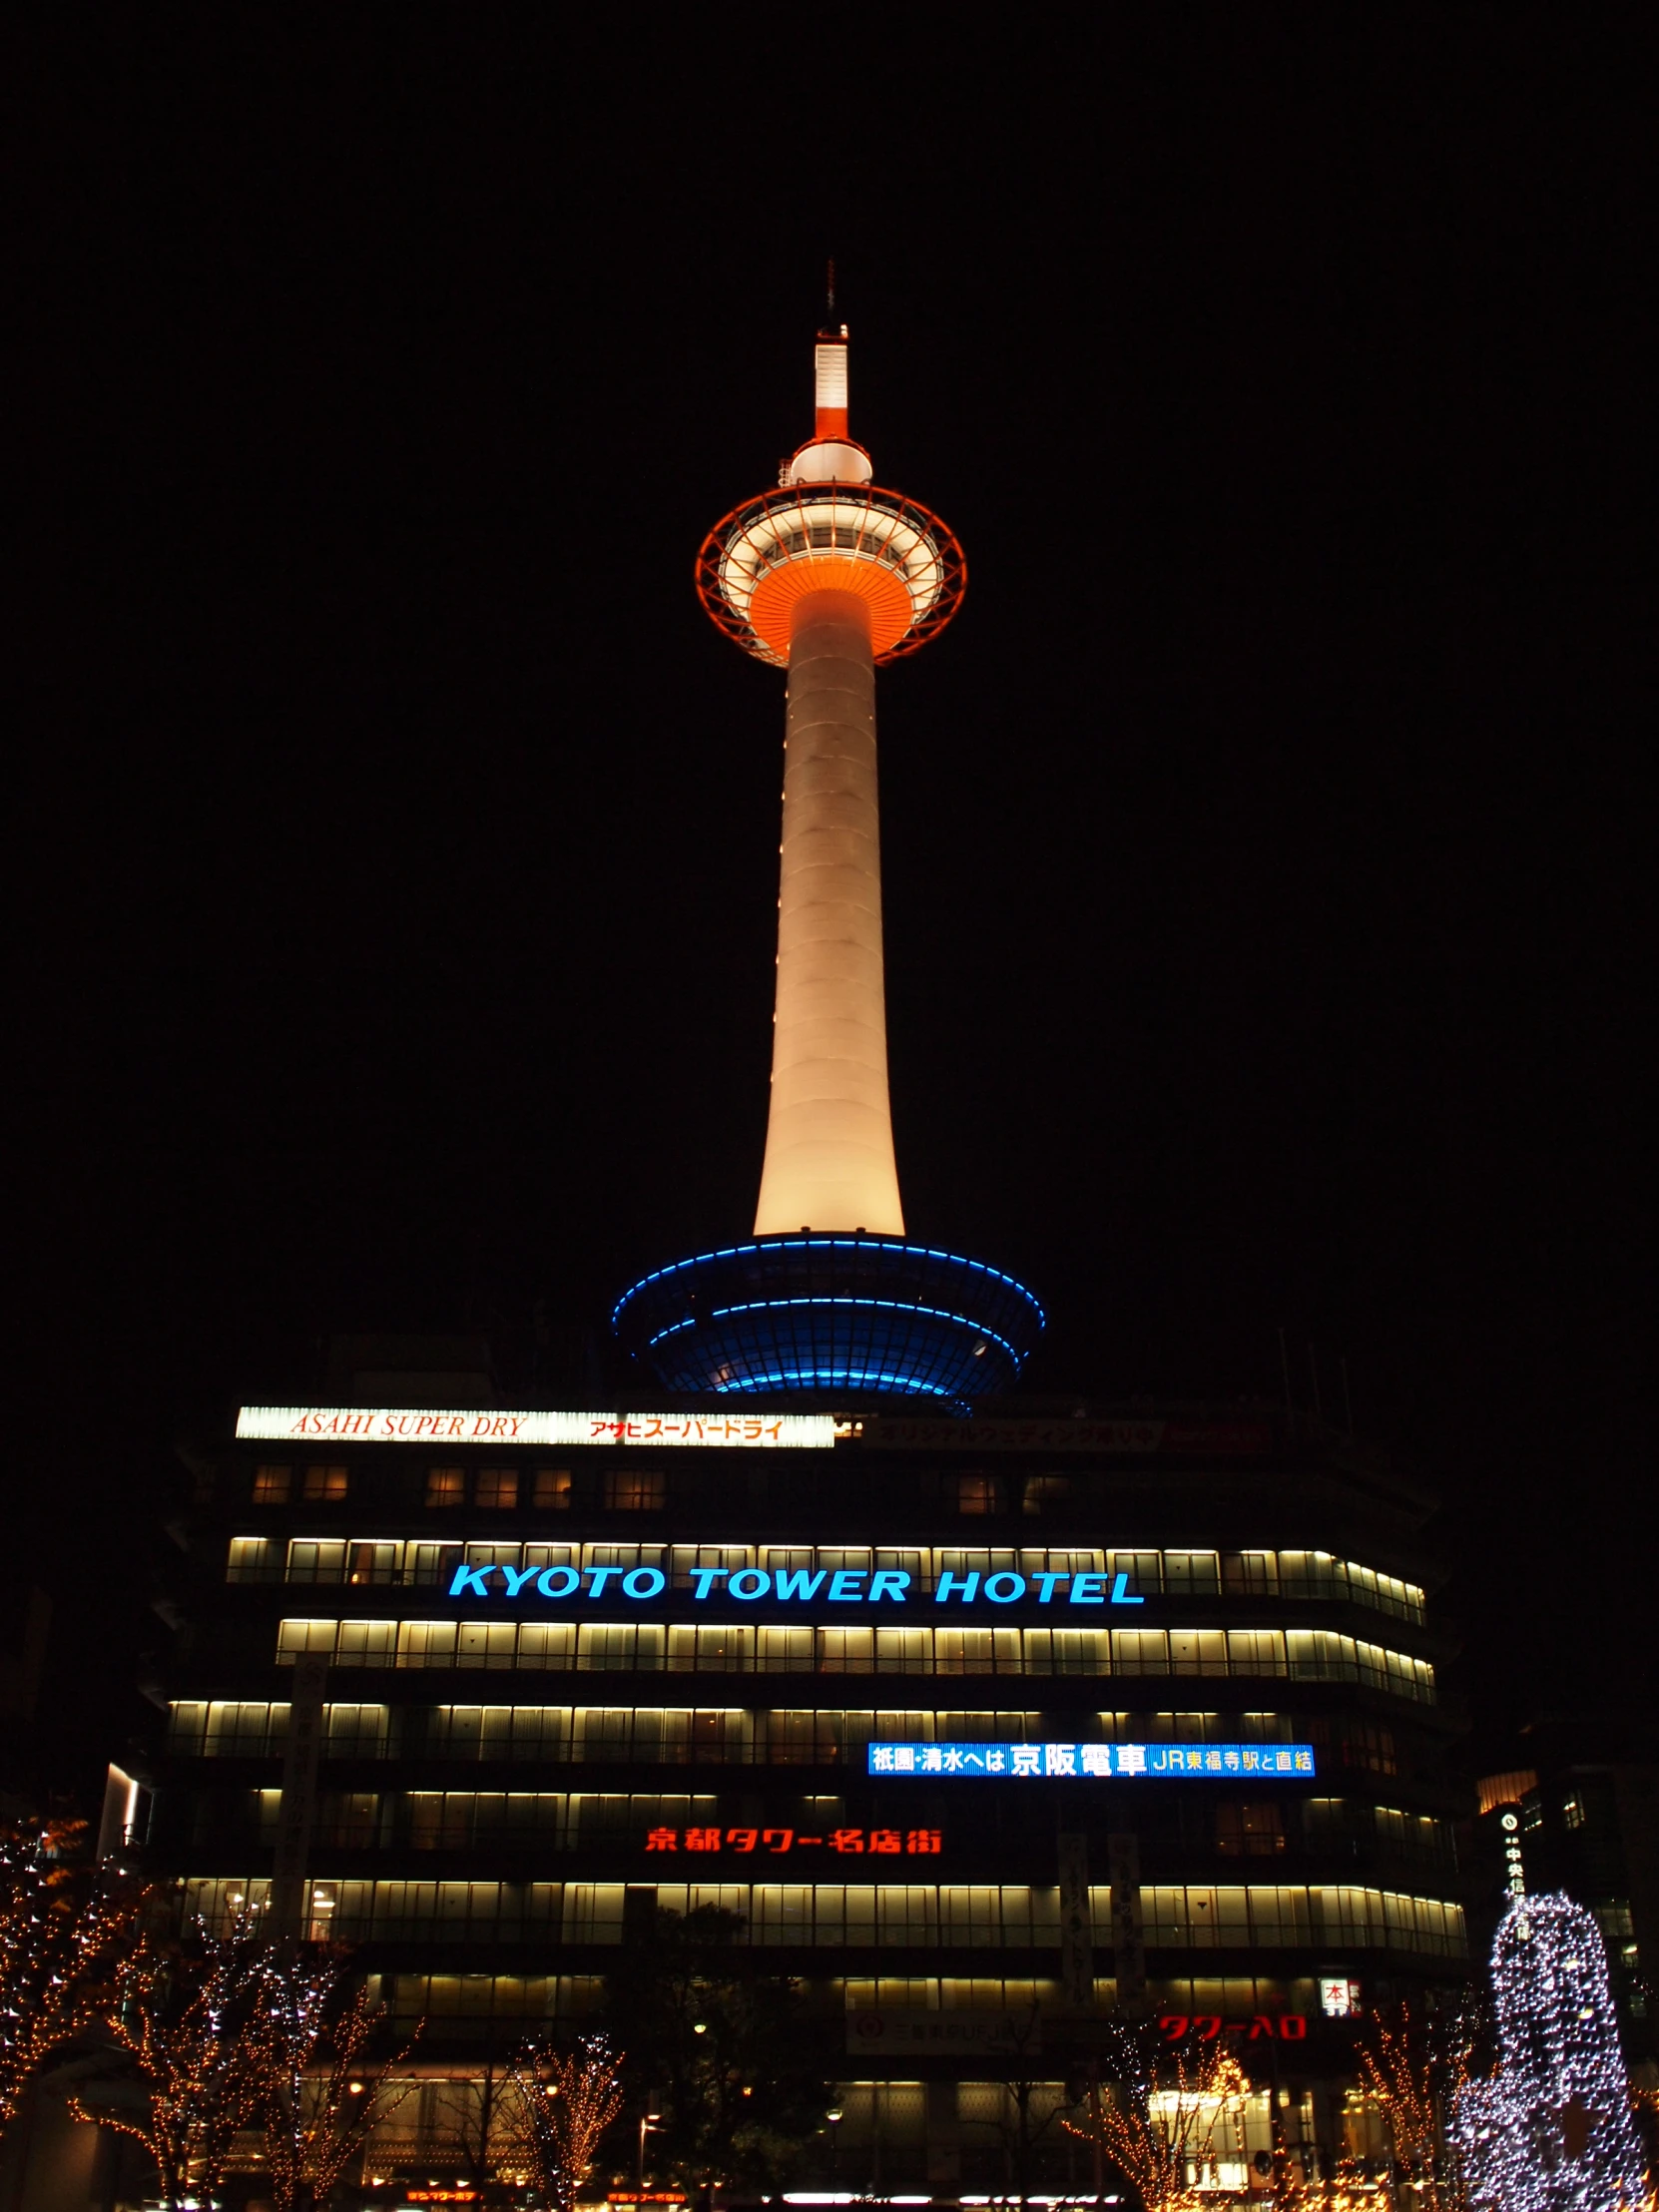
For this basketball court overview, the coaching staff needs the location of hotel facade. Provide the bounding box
[138,1390,1470,2188]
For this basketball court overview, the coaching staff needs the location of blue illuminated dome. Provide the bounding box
[612,1237,1044,1406]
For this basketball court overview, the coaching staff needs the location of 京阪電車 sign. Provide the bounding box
[868,1742,1316,1779]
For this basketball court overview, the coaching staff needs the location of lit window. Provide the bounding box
[253,1465,291,1505]
[1216,1802,1286,1857]
[604,1471,666,1511]
[1562,1795,1587,1831]
[954,1475,1002,1515]
[301,1464,348,1503]
[534,1469,573,1510]
[475,1468,519,1510]
[426,1467,465,1508]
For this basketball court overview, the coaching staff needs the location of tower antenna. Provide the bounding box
[827,258,835,317]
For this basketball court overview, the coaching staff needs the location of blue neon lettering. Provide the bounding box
[1070,1573,1106,1604]
[623,1566,666,1599]
[448,1562,497,1598]
[586,1565,624,1596]
[934,1570,980,1603]
[774,1568,828,1600]
[730,1567,770,1600]
[984,1571,1026,1603]
[500,1563,541,1597]
[1111,1572,1144,1605]
[829,1570,867,1601]
[536,1565,580,1599]
[868,1570,910,1602]
[690,1568,729,1600]
[1034,1573,1070,1602]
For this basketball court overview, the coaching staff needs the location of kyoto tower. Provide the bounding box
[614,297,1043,1404]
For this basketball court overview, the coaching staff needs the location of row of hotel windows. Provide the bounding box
[171,1701,1405,1781]
[233,1534,1425,1623]
[216,1784,1450,1865]
[181,1875,1466,1958]
[248,1465,1343,1529]
[272,1617,1437,1700]
[170,1700,1355,1761]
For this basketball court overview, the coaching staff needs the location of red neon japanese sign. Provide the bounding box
[1159,2013,1307,2041]
[644,1825,940,1857]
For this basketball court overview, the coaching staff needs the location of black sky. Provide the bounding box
[12,13,1652,1786]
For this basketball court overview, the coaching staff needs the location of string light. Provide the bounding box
[1062,2039,1251,2210]
[509,2032,627,2212]
[0,1818,149,2130]
[1350,1997,1471,2210]
[254,1943,421,2211]
[66,1913,273,2204]
[1454,1891,1652,2211]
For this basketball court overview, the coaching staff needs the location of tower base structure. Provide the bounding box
[612,1236,1044,1407]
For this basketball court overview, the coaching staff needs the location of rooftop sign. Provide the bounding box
[235,1407,835,1449]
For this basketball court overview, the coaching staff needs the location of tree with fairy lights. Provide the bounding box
[256,1943,420,2212]
[0,1819,151,2140]
[509,2031,627,2212]
[1351,1996,1474,2210]
[66,1915,273,2211]
[1061,2028,1251,2209]
[1455,1892,1651,2211]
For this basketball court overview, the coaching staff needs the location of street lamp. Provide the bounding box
[638,2108,663,2190]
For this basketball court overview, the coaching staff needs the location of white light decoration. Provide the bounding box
[1454,1892,1649,2211]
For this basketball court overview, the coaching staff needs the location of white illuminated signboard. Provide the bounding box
[235,1406,835,1449]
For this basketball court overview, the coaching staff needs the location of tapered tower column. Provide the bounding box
[757,590,902,1236]
[614,308,1044,1405]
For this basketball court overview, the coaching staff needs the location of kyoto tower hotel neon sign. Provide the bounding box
[614,301,1042,1405]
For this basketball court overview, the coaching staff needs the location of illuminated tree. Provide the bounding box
[1351,1997,1472,2210]
[256,1946,420,2212]
[66,1917,273,2211]
[1063,2036,1251,2211]
[1455,1892,1651,2212]
[509,2032,626,2212]
[0,1820,150,2139]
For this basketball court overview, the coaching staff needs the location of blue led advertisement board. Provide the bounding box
[867,1742,1316,1778]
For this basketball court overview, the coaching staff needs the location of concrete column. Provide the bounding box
[754,590,905,1236]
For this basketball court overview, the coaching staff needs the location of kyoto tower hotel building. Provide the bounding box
[145,315,1470,2194]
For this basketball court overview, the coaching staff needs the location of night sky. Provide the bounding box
[14,16,1651,1791]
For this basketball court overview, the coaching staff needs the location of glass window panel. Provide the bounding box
[276,1620,336,1661]
[398,1621,457,1668]
[475,1468,519,1509]
[1112,1630,1169,1675]
[516,1622,577,1669]
[819,1628,874,1674]
[533,1468,573,1509]
[1165,1553,1222,1596]
[757,1625,815,1674]
[286,1541,345,1584]
[1046,1629,1110,1676]
[1170,1630,1228,1677]
[875,1629,930,1675]
[331,1619,395,1667]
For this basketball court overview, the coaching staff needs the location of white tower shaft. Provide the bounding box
[754,590,904,1236]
